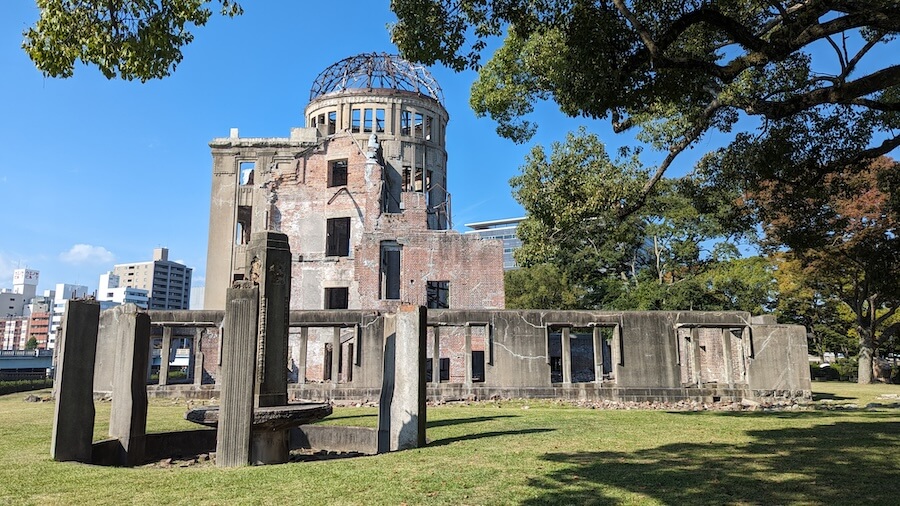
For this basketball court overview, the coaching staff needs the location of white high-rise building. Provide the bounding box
[97,271,149,309]
[112,248,191,310]
[47,283,89,350]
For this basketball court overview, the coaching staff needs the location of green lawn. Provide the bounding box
[1,382,898,505]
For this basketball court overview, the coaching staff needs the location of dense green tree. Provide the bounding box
[504,264,584,309]
[723,153,900,383]
[510,128,768,312]
[24,337,38,351]
[24,0,242,81]
[392,0,900,212]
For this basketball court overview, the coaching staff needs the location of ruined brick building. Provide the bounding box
[203,54,505,381]
[203,53,504,313]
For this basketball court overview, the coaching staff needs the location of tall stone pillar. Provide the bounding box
[216,283,259,467]
[464,325,473,386]
[378,305,427,452]
[561,327,572,384]
[51,300,100,462]
[108,305,151,466]
[297,327,308,383]
[247,231,292,464]
[431,326,440,383]
[159,326,172,386]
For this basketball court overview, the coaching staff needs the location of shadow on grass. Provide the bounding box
[428,428,554,448]
[320,413,378,423]
[669,410,900,419]
[523,421,900,505]
[812,392,854,401]
[426,415,519,429]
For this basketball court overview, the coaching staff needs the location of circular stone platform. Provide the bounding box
[185,403,333,431]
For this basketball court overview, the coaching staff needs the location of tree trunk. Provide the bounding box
[857,328,875,384]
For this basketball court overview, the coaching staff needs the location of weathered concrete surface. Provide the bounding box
[186,404,332,430]
[291,425,378,455]
[747,324,812,397]
[107,305,151,466]
[216,284,258,467]
[51,300,100,462]
[377,305,426,452]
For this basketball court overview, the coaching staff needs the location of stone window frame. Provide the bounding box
[325,217,351,257]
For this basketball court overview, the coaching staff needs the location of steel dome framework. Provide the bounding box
[309,53,444,105]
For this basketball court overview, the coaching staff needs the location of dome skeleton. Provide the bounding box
[310,53,444,104]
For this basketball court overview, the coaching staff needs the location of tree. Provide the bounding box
[735,155,900,383]
[510,128,768,312]
[24,337,38,351]
[504,264,584,309]
[24,0,242,81]
[391,1,900,213]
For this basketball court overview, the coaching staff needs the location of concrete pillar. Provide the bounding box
[592,327,603,383]
[691,328,702,386]
[246,231,292,464]
[721,328,734,388]
[108,305,151,466]
[378,305,427,452]
[431,326,440,383]
[297,327,308,383]
[159,327,172,386]
[331,327,341,386]
[561,327,572,384]
[216,283,258,467]
[192,328,203,385]
[51,300,100,462]
[247,231,291,408]
[464,325,473,386]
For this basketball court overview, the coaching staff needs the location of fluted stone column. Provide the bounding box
[216,283,258,467]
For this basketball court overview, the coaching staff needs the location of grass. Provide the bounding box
[0,383,897,505]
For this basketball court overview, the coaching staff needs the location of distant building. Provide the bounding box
[0,318,28,350]
[26,311,50,349]
[97,272,149,309]
[465,217,524,270]
[47,283,89,350]
[12,269,38,302]
[0,291,25,318]
[112,248,191,310]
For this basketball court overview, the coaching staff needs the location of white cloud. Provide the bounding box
[0,252,16,283]
[59,244,115,265]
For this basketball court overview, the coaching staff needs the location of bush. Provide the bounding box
[0,379,53,396]
[830,357,858,381]
[810,364,840,381]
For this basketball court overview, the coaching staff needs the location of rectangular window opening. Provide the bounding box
[325,287,349,309]
[328,159,348,187]
[400,110,412,136]
[375,109,385,133]
[239,162,255,186]
[235,206,252,245]
[351,108,361,133]
[363,109,373,133]
[425,116,433,140]
[326,217,351,257]
[380,241,401,300]
[327,111,337,134]
[414,113,424,138]
[426,281,449,309]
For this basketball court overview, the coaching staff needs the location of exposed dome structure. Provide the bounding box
[309,53,444,104]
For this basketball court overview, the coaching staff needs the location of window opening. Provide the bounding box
[375,109,385,133]
[402,167,411,192]
[363,109,373,133]
[235,206,252,245]
[426,281,449,309]
[328,159,348,187]
[400,110,411,136]
[239,162,255,186]
[324,287,349,309]
[425,116,433,140]
[325,217,351,257]
[570,327,595,383]
[380,241,401,299]
[414,168,424,192]
[414,113,424,138]
[351,108,361,133]
[327,111,337,134]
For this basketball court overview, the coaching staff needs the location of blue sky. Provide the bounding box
[2,2,892,300]
[0,0,628,298]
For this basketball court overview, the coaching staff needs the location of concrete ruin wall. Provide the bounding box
[138,309,810,402]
